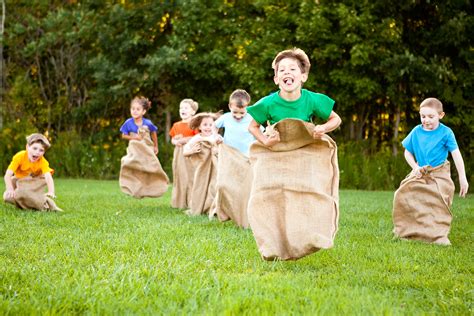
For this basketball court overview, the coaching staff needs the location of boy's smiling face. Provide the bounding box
[26,142,46,163]
[274,57,308,94]
[420,106,444,131]
[229,101,247,122]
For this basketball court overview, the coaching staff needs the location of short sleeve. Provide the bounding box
[145,119,158,133]
[215,115,225,129]
[445,128,458,152]
[169,123,178,137]
[247,99,269,125]
[7,152,22,173]
[402,130,414,154]
[39,158,52,175]
[312,93,335,121]
[120,120,131,135]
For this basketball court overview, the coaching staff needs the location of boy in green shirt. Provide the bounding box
[247,48,341,145]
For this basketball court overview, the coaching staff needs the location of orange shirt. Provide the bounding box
[7,150,54,178]
[169,121,198,138]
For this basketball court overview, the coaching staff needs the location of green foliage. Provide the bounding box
[0,180,472,313]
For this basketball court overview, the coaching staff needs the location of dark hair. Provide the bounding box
[131,96,152,111]
[229,89,251,108]
[189,112,217,130]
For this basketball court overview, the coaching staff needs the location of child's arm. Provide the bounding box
[151,132,159,154]
[171,134,183,146]
[451,149,469,197]
[44,172,56,198]
[183,135,202,157]
[404,149,426,178]
[4,169,15,199]
[248,119,280,147]
[122,133,142,141]
[313,111,342,138]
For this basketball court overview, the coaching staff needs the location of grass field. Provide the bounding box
[0,179,472,315]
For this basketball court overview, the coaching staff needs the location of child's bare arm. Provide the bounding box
[121,133,142,141]
[183,136,202,156]
[249,119,280,147]
[44,172,55,198]
[151,132,159,154]
[451,149,469,197]
[171,134,183,146]
[4,169,15,199]
[404,149,426,178]
[313,111,342,138]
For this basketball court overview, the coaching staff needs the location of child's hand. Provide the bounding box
[178,138,188,145]
[313,125,327,139]
[216,135,223,144]
[4,189,15,200]
[154,146,159,155]
[414,166,427,178]
[459,178,469,198]
[264,130,280,147]
[190,142,201,154]
[45,192,56,199]
[134,134,144,141]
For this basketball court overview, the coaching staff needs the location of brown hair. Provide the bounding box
[131,96,152,111]
[189,112,217,130]
[229,89,251,108]
[272,48,311,75]
[180,98,199,112]
[420,97,443,112]
[26,133,51,149]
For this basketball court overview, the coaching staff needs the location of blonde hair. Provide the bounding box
[229,89,251,108]
[272,48,311,75]
[131,96,152,111]
[180,98,199,112]
[420,97,443,112]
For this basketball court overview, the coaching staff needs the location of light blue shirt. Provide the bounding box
[402,123,458,167]
[215,112,256,156]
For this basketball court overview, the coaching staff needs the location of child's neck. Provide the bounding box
[279,89,302,101]
[134,117,143,125]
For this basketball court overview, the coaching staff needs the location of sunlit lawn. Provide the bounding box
[0,179,472,314]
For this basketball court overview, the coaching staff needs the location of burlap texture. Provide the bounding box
[248,119,339,261]
[186,141,218,216]
[211,143,252,228]
[4,177,62,211]
[392,162,455,245]
[119,127,169,198]
[171,145,190,208]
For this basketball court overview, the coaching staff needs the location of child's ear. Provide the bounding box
[273,75,279,85]
[301,72,308,83]
[439,111,445,119]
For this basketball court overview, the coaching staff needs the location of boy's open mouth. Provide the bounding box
[283,78,294,85]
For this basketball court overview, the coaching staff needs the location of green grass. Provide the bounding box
[0,179,472,315]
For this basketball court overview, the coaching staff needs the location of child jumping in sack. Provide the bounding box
[393,97,469,245]
[119,96,169,198]
[3,133,61,211]
[169,99,199,208]
[246,47,342,260]
[183,113,223,216]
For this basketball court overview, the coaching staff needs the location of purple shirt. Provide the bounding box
[120,118,158,135]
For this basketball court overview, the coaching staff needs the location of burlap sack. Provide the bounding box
[248,119,339,261]
[186,141,218,216]
[4,177,62,211]
[119,127,169,198]
[211,143,252,228]
[392,162,455,245]
[171,145,190,208]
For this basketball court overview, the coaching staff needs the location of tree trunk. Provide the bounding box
[0,0,5,131]
[392,103,401,156]
[165,110,171,143]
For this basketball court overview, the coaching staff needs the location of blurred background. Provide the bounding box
[0,0,472,190]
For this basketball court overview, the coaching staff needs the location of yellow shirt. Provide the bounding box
[7,150,53,178]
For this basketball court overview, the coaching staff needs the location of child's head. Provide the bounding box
[419,97,445,131]
[25,133,50,163]
[179,99,199,121]
[228,89,251,122]
[189,113,217,137]
[130,96,152,120]
[272,48,311,92]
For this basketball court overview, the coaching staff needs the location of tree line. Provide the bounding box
[1,0,472,185]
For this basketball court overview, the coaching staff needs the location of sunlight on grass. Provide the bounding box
[0,179,472,314]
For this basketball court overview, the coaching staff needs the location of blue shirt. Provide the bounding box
[120,118,158,135]
[402,123,458,167]
[215,112,256,156]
